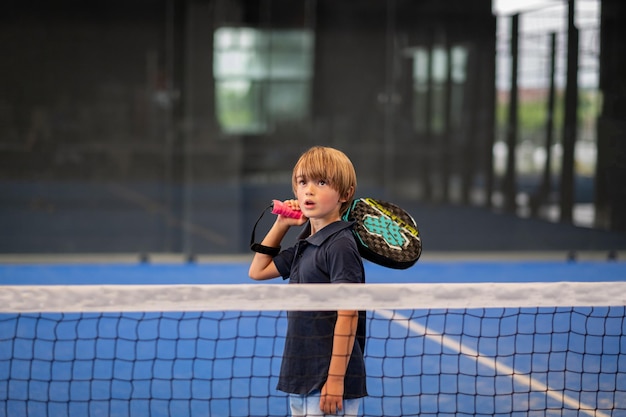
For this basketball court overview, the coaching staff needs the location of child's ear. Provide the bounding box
[340,186,355,203]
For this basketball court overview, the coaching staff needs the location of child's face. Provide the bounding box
[295,175,346,222]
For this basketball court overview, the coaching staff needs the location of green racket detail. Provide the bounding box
[362,214,408,249]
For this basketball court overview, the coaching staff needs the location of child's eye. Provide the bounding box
[318,180,327,186]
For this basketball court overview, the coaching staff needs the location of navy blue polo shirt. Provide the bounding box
[273,220,367,398]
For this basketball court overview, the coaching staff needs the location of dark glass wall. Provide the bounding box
[1,0,625,256]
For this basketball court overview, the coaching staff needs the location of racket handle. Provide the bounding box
[271,200,302,219]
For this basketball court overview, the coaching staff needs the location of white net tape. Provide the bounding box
[3,282,626,313]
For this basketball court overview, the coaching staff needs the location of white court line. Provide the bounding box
[375,309,612,417]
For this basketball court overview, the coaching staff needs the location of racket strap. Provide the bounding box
[249,204,281,257]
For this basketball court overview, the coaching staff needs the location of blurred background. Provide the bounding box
[1,0,626,257]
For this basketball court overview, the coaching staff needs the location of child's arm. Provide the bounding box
[248,219,289,280]
[248,200,306,280]
[320,309,358,414]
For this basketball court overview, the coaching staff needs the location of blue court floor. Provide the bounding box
[1,258,625,285]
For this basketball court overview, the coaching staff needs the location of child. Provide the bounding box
[249,146,367,416]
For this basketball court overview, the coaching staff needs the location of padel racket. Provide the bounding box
[251,198,422,269]
[342,198,422,269]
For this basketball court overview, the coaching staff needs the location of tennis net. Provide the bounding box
[1,281,625,417]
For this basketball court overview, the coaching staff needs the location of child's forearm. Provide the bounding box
[259,219,290,248]
[327,310,358,381]
[248,220,290,280]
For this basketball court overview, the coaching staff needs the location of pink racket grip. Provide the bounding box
[271,200,303,219]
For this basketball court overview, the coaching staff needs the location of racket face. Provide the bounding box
[345,198,422,269]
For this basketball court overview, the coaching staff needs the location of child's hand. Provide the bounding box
[320,377,344,414]
[275,199,307,226]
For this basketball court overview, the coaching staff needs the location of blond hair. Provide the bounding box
[292,146,357,215]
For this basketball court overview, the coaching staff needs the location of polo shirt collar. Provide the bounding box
[297,220,355,246]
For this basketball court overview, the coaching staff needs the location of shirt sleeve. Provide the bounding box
[273,245,296,280]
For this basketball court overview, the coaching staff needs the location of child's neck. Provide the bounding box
[309,214,341,235]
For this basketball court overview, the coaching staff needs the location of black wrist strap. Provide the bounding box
[250,242,280,257]
[250,204,281,257]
